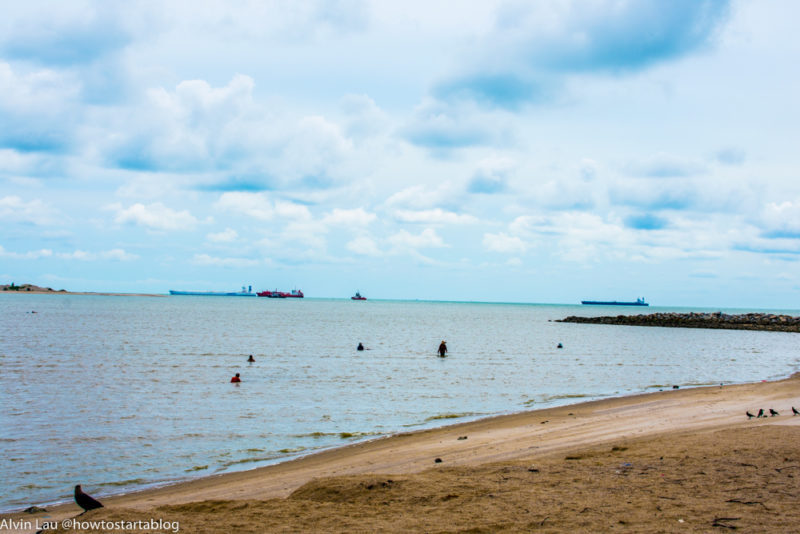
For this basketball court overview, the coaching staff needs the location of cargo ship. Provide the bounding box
[169,285,256,296]
[257,289,304,298]
[581,298,648,306]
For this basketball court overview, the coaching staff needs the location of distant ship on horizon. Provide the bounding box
[169,285,256,297]
[257,289,304,298]
[581,297,649,306]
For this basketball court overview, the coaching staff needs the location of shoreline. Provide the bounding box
[4,373,799,532]
[1,290,166,298]
[3,372,788,514]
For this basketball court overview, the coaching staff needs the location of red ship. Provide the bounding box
[351,291,366,300]
[257,289,304,298]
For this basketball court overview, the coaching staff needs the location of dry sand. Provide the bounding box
[5,374,800,533]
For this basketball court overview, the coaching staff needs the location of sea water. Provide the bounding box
[2,294,800,512]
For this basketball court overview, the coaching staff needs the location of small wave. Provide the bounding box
[100,478,148,487]
[541,394,591,402]
[19,483,50,490]
[185,465,208,472]
[337,431,380,439]
[221,455,281,468]
[424,412,477,422]
[278,446,307,454]
[70,436,113,443]
[292,432,339,439]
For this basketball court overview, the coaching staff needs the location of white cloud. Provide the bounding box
[207,228,239,243]
[388,228,445,249]
[215,192,274,220]
[483,232,527,253]
[215,192,311,221]
[625,153,707,178]
[393,208,478,225]
[192,254,260,267]
[322,207,377,226]
[110,202,199,231]
[340,93,390,140]
[275,201,312,221]
[346,235,382,256]
[385,182,462,210]
[57,248,138,261]
[468,155,515,194]
[761,200,800,237]
[0,244,53,259]
[0,61,79,111]
[280,115,353,181]
[0,195,59,225]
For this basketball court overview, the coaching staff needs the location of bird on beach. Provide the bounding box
[746,411,755,419]
[757,408,765,418]
[769,408,779,417]
[74,485,103,512]
[793,406,799,416]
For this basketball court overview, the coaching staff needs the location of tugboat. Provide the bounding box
[351,291,367,301]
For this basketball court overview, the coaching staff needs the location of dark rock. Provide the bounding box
[557,312,800,333]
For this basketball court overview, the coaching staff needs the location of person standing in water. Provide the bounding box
[438,340,447,357]
[230,373,241,383]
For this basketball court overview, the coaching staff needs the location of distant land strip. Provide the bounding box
[558,311,800,333]
[1,283,164,297]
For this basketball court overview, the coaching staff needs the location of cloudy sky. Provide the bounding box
[1,0,799,307]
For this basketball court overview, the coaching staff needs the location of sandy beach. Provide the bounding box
[4,374,799,533]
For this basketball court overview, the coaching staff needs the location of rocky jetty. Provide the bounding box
[558,311,800,333]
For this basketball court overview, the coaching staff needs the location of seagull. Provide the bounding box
[757,409,765,418]
[792,406,799,416]
[746,411,755,419]
[769,408,779,417]
[74,485,103,512]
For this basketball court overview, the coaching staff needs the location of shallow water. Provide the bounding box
[2,294,800,512]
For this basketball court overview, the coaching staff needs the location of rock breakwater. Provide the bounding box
[558,312,800,332]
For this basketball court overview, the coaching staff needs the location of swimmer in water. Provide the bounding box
[231,373,241,383]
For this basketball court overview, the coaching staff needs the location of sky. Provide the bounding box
[1,0,799,307]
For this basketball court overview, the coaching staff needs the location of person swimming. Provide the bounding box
[357,342,364,351]
[247,354,255,362]
[230,373,241,383]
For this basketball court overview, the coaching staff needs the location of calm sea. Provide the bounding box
[2,294,800,512]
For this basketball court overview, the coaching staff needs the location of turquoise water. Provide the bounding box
[2,294,800,512]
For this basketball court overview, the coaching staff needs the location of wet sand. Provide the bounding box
[5,374,800,533]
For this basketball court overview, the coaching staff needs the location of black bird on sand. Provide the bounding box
[757,408,765,418]
[793,406,799,416]
[746,411,755,419]
[74,485,103,512]
[769,408,779,417]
